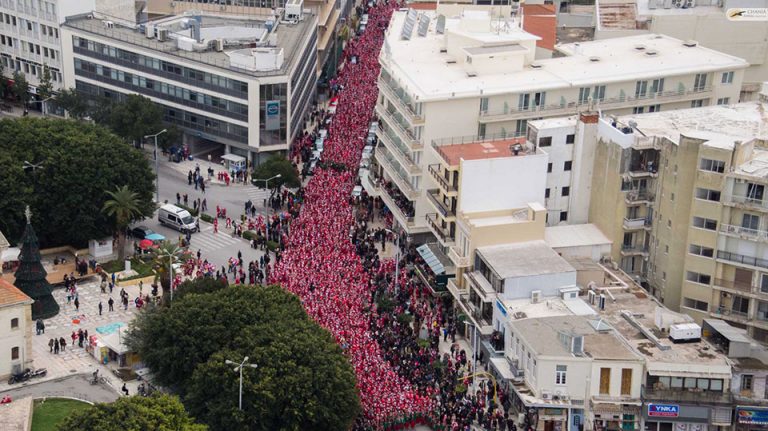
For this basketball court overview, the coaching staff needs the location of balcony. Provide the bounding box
[448,246,471,268]
[713,278,753,293]
[426,213,455,245]
[446,277,467,300]
[456,293,494,335]
[375,104,423,150]
[426,189,456,218]
[717,250,768,270]
[478,86,714,123]
[379,181,416,229]
[623,217,652,230]
[414,263,449,294]
[725,194,768,212]
[377,76,424,125]
[624,190,655,204]
[621,244,649,256]
[428,164,458,196]
[720,223,768,243]
[374,150,419,200]
[376,128,421,175]
[641,385,733,405]
[628,168,659,178]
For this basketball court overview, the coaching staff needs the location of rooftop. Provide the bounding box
[612,101,768,150]
[476,240,575,279]
[502,296,596,321]
[0,279,33,308]
[64,10,315,78]
[545,223,612,249]
[598,2,644,31]
[433,136,530,165]
[382,9,748,101]
[528,116,578,131]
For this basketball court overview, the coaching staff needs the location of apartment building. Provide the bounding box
[0,279,33,380]
[373,7,747,239]
[0,0,94,97]
[146,0,351,78]
[61,5,318,161]
[586,101,768,344]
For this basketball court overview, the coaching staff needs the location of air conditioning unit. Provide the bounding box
[157,28,169,42]
[542,391,550,400]
[598,294,607,310]
[587,290,597,305]
[531,290,542,304]
[214,39,224,51]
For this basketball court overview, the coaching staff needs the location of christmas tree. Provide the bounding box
[14,206,59,319]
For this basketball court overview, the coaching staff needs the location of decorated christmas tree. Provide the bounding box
[14,206,59,319]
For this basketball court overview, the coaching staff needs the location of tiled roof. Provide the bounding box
[523,4,556,51]
[0,279,33,307]
[0,230,9,249]
[409,2,437,10]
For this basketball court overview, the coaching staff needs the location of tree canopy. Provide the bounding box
[56,394,207,431]
[0,117,154,247]
[126,283,360,431]
[251,155,301,190]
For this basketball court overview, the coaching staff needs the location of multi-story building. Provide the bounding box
[60,5,318,161]
[586,101,768,343]
[0,278,33,380]
[0,0,94,98]
[374,7,747,238]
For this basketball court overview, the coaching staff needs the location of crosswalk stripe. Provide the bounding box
[192,236,229,249]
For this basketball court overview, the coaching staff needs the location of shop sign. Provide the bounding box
[648,404,679,417]
[737,407,768,425]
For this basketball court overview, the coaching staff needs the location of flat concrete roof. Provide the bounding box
[382,10,748,101]
[545,224,612,249]
[64,12,315,78]
[476,240,575,279]
[529,116,578,131]
[615,101,768,150]
[435,136,528,165]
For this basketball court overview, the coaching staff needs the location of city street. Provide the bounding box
[0,374,119,404]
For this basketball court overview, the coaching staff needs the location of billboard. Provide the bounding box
[265,100,280,131]
[648,404,680,418]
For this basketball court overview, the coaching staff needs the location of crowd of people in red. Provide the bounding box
[270,0,435,428]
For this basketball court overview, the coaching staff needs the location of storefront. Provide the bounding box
[642,403,732,431]
[735,407,768,431]
[592,402,641,431]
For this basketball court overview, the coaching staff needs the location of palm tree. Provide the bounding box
[150,241,188,305]
[102,185,143,261]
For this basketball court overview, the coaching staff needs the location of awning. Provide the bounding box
[221,153,246,163]
[646,362,731,380]
[417,243,450,275]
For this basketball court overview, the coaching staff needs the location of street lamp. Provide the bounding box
[144,129,167,203]
[156,245,180,302]
[225,356,258,410]
[384,228,400,295]
[253,174,282,243]
[22,160,43,172]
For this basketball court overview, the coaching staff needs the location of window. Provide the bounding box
[11,347,18,360]
[477,123,486,139]
[733,295,750,315]
[556,365,567,385]
[742,213,760,231]
[547,163,552,173]
[479,97,488,113]
[562,186,570,197]
[635,80,648,97]
[560,211,568,222]
[632,106,644,114]
[566,134,575,144]
[651,78,665,94]
[761,274,768,293]
[742,374,754,391]
[689,244,714,258]
[518,93,530,111]
[695,188,721,202]
[592,85,606,101]
[621,369,632,396]
[538,136,552,147]
[600,368,611,394]
[564,161,572,171]
[683,297,709,311]
[699,158,725,173]
[691,99,704,108]
[534,92,546,107]
[10,318,18,329]
[545,188,550,199]
[686,271,711,285]
[722,71,734,84]
[578,87,590,104]
[648,104,661,113]
[692,216,717,230]
[694,73,708,91]
[717,97,730,105]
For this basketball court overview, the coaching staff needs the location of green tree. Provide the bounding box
[251,155,300,191]
[37,64,53,101]
[55,88,90,119]
[175,277,227,299]
[56,394,207,431]
[126,286,360,431]
[11,70,30,105]
[108,94,164,146]
[157,125,182,152]
[102,185,145,261]
[0,118,155,247]
[150,241,189,303]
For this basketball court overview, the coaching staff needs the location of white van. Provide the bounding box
[158,204,199,232]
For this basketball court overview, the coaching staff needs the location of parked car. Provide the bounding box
[131,226,157,240]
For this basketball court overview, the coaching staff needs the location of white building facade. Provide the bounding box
[0,279,33,379]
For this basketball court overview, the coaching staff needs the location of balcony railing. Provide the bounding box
[379,185,415,227]
[426,213,454,244]
[376,128,421,174]
[426,189,455,218]
[414,263,448,294]
[719,223,768,241]
[717,250,768,270]
[621,244,649,255]
[428,164,457,193]
[377,76,424,124]
[625,190,655,203]
[478,86,713,123]
[623,217,651,230]
[375,104,422,149]
[446,277,467,299]
[375,150,419,200]
[448,246,471,268]
[713,278,753,293]
[641,385,733,405]
[726,194,768,211]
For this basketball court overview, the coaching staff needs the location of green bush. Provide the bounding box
[199,213,214,223]
[455,383,467,395]
[397,312,414,325]
[266,240,279,252]
[177,204,199,217]
[242,230,257,241]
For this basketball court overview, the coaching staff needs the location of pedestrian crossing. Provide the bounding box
[243,187,271,205]
[190,228,244,252]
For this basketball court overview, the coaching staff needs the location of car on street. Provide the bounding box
[131,226,157,240]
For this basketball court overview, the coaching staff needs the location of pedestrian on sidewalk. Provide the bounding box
[176,192,181,205]
[213,218,218,233]
[122,383,129,396]
[202,199,207,212]
[99,301,103,315]
[54,339,59,354]
[48,338,54,353]
[60,337,66,352]
[74,297,80,311]
[108,297,114,311]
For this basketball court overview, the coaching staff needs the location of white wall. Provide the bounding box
[554,244,611,261]
[588,360,644,399]
[0,305,30,378]
[58,0,96,24]
[501,271,578,300]
[459,152,548,213]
